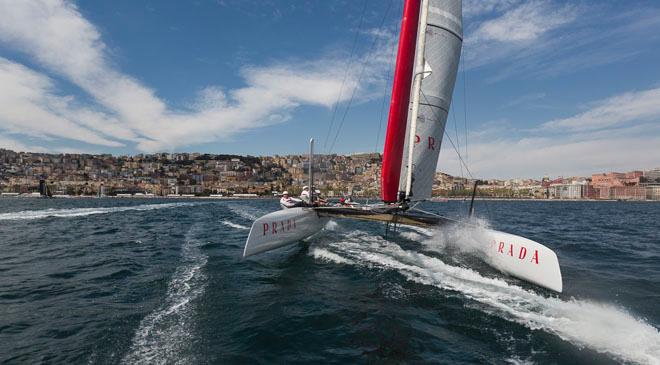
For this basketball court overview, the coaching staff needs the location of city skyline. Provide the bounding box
[1,147,658,182]
[0,148,660,192]
[1,1,660,178]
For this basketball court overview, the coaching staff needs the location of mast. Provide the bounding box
[309,138,314,203]
[404,0,429,198]
[381,0,421,203]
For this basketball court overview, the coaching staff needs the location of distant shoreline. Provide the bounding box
[0,194,276,200]
[1,195,657,202]
[445,197,658,202]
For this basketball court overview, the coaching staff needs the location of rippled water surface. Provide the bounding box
[1,198,659,364]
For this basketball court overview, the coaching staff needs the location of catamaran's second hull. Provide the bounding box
[243,207,329,258]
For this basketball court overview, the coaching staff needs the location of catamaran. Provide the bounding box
[242,0,562,293]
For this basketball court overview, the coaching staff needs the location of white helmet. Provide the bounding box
[282,191,289,195]
[303,186,309,190]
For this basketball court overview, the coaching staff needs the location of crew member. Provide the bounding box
[334,197,346,206]
[314,187,327,206]
[300,186,311,204]
[280,191,303,209]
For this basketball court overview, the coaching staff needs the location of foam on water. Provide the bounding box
[225,204,265,221]
[399,231,425,241]
[324,220,339,231]
[121,225,208,364]
[505,357,535,365]
[220,220,249,230]
[313,230,660,365]
[0,202,196,221]
[398,225,437,243]
[403,225,436,237]
[416,217,492,254]
[309,247,355,265]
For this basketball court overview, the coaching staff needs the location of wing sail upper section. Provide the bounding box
[400,0,463,201]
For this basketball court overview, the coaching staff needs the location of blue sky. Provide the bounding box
[1,0,659,178]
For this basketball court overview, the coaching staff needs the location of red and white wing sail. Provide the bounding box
[381,0,421,203]
[399,0,463,201]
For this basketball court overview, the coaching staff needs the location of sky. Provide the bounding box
[0,0,659,179]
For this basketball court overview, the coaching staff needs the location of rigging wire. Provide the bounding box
[451,102,464,179]
[420,88,493,219]
[461,47,468,166]
[322,0,370,153]
[372,23,399,199]
[374,25,398,154]
[420,92,472,178]
[456,48,488,218]
[328,0,395,154]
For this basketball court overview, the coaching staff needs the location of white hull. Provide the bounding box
[465,226,562,292]
[243,207,329,257]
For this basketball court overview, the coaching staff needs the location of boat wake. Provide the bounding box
[225,203,265,221]
[220,220,249,230]
[121,224,208,364]
[0,202,196,221]
[310,228,660,365]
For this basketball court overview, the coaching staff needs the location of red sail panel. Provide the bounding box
[381,0,421,203]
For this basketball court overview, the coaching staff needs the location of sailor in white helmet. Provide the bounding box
[300,186,311,204]
[280,191,303,209]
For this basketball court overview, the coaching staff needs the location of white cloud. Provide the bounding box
[463,0,520,18]
[441,132,660,179]
[542,88,660,132]
[471,1,576,43]
[501,92,547,109]
[462,1,579,72]
[440,87,660,178]
[0,58,127,147]
[0,134,44,153]
[463,2,660,80]
[0,0,392,152]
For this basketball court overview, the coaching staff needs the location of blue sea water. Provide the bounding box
[0,198,658,364]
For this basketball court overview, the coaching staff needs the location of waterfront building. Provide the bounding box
[644,186,660,201]
[602,186,647,200]
[548,182,586,199]
[643,168,660,186]
[584,184,600,199]
[592,171,642,188]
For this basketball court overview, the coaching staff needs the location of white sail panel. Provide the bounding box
[399,0,462,201]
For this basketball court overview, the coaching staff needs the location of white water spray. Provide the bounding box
[310,229,660,365]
